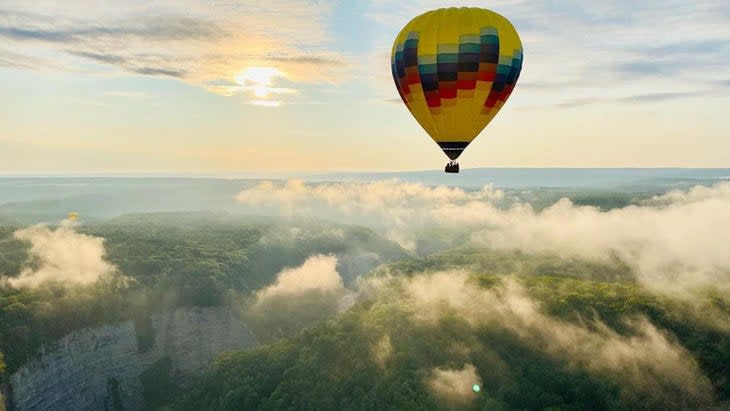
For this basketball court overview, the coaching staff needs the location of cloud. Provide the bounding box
[265,56,345,66]
[236,179,505,216]
[247,254,353,339]
[401,272,715,407]
[616,61,680,77]
[638,39,729,58]
[618,91,711,103]
[253,254,344,302]
[67,50,127,64]
[132,66,186,78]
[67,50,189,77]
[474,184,730,296]
[0,15,223,43]
[236,179,505,251]
[236,180,730,297]
[5,1,728,108]
[555,91,715,108]
[0,0,348,101]
[66,50,191,78]
[427,363,481,407]
[1,220,117,288]
[0,48,62,70]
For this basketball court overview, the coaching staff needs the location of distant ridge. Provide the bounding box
[309,168,730,190]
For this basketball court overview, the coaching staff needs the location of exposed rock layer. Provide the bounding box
[8,307,257,411]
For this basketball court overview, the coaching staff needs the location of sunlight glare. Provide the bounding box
[254,85,269,97]
[235,67,285,101]
[236,67,281,87]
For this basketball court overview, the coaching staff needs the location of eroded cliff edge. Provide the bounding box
[7,306,258,411]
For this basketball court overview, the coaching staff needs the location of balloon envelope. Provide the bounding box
[391,7,523,160]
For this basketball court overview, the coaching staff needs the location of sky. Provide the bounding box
[1,0,729,173]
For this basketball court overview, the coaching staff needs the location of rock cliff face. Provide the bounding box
[7,307,258,411]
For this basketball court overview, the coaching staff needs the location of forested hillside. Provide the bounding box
[0,213,407,373]
[176,249,730,411]
[1,180,729,411]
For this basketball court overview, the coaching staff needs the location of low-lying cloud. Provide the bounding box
[253,254,344,302]
[427,363,481,407]
[237,180,730,296]
[247,254,353,340]
[236,179,505,251]
[400,272,715,408]
[2,220,116,288]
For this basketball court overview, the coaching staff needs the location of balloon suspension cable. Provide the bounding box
[445,161,460,174]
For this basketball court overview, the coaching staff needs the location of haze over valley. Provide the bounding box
[1,170,729,410]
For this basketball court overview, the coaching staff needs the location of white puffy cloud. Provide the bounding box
[2,220,116,288]
[247,254,354,340]
[253,254,344,302]
[474,184,730,295]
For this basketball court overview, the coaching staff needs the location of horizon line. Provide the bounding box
[0,167,729,179]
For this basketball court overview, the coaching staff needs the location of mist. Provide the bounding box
[1,220,116,288]
[252,254,345,301]
[237,180,730,297]
[246,254,353,340]
[377,271,715,408]
[2,176,728,410]
[236,179,507,250]
[427,363,481,407]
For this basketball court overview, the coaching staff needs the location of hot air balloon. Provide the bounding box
[391,7,523,173]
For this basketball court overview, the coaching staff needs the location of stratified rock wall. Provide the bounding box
[8,307,257,411]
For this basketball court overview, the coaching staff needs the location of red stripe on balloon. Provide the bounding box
[440,87,457,99]
[427,97,441,107]
[457,79,476,89]
[478,71,496,82]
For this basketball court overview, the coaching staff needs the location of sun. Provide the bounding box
[235,67,282,91]
[234,66,294,105]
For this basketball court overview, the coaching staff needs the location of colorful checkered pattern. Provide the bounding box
[391,8,523,160]
[393,28,522,114]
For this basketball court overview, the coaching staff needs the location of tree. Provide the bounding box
[0,351,6,411]
[0,351,5,377]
